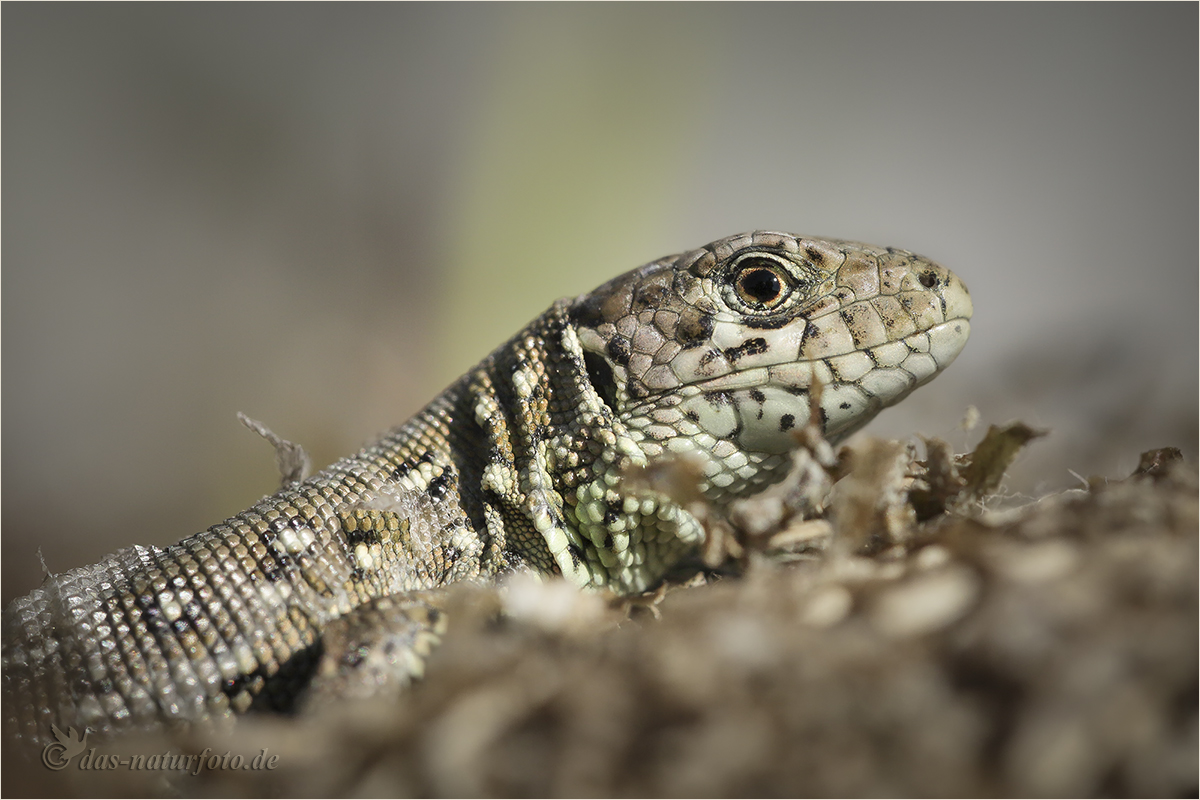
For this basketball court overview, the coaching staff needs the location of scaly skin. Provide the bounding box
[2,231,971,746]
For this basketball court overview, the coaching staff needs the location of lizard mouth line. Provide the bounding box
[687,317,971,396]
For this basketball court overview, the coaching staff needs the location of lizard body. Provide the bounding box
[2,231,971,745]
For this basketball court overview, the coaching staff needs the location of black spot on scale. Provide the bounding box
[724,338,768,363]
[779,414,795,431]
[133,590,158,615]
[750,388,767,420]
[631,283,669,310]
[428,471,453,502]
[137,602,176,640]
[840,401,851,410]
[804,245,825,265]
[605,337,631,367]
[684,409,700,422]
[797,321,820,355]
[261,555,290,583]
[677,310,715,349]
[391,451,434,482]
[182,599,204,621]
[698,349,722,371]
[841,308,870,348]
[344,524,380,548]
[544,312,569,337]
[250,529,294,582]
[704,391,733,407]
[744,315,790,330]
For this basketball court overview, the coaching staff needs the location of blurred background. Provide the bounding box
[3,4,1196,602]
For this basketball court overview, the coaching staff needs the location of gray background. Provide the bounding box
[4,4,1196,602]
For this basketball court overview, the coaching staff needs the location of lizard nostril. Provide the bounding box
[919,271,939,289]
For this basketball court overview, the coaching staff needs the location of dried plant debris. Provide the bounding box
[1131,446,1185,480]
[7,420,1196,799]
[237,412,312,488]
[909,421,1049,520]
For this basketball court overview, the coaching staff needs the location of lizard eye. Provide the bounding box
[732,257,793,310]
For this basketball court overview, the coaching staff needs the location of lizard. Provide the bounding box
[2,231,972,748]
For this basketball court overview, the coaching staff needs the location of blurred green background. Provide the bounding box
[4,4,1196,601]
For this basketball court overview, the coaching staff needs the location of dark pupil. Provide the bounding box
[740,267,782,303]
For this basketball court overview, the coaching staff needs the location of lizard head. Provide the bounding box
[569,230,972,501]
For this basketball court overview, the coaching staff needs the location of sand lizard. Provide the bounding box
[2,231,972,746]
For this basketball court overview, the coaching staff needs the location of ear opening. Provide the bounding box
[583,350,619,412]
